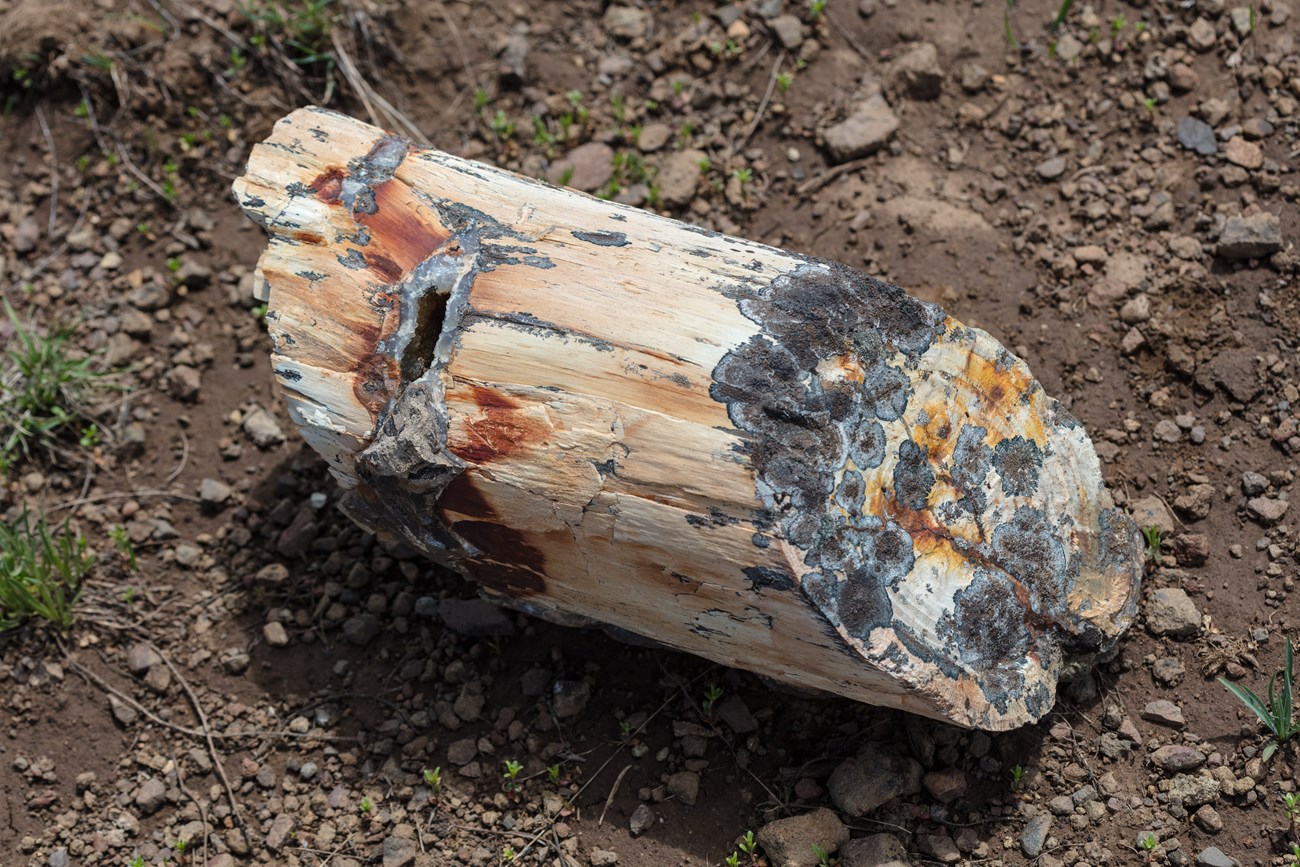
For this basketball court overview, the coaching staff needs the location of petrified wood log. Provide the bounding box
[233,107,1141,730]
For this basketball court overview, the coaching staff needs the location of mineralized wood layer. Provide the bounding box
[233,107,1142,729]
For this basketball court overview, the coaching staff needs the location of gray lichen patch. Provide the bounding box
[710,257,1141,726]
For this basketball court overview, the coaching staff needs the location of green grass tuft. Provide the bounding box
[1219,635,1297,761]
[1,298,123,472]
[0,511,93,632]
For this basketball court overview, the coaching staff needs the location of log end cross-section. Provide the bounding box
[234,107,1142,730]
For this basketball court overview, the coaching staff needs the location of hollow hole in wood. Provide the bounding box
[398,287,448,382]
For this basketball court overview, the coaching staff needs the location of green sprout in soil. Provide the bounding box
[811,844,831,867]
[1110,14,1126,34]
[1,299,121,471]
[1142,526,1161,560]
[809,0,827,19]
[702,684,724,717]
[1219,636,1297,761]
[503,759,523,790]
[1050,0,1073,31]
[776,71,793,93]
[359,796,372,814]
[619,719,635,741]
[738,830,758,863]
[0,511,93,633]
[473,88,491,114]
[502,845,517,863]
[423,767,441,793]
[489,110,515,141]
[1282,791,1299,832]
[1009,763,1026,790]
[547,764,561,785]
[110,525,137,571]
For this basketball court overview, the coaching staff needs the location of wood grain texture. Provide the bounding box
[233,107,1142,729]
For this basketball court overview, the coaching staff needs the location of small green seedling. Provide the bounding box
[166,256,182,273]
[619,719,635,741]
[359,796,372,814]
[1219,636,1297,761]
[489,110,515,141]
[739,830,758,857]
[1289,843,1300,867]
[173,839,187,855]
[502,845,517,862]
[473,88,490,113]
[1142,96,1157,112]
[423,767,441,793]
[1138,832,1158,862]
[1142,526,1161,559]
[776,71,793,93]
[1009,763,1026,790]
[1110,14,1126,33]
[547,764,561,785]
[130,858,145,867]
[702,684,724,717]
[110,524,137,571]
[732,167,754,185]
[811,844,831,867]
[503,759,523,790]
[809,0,827,19]
[725,852,741,867]
[79,424,99,448]
[1282,791,1299,827]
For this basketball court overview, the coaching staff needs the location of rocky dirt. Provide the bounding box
[0,1,1298,866]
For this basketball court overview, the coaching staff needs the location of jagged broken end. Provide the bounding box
[711,257,1143,728]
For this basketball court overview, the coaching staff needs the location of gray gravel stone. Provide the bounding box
[1196,846,1236,867]
[243,406,285,448]
[666,770,700,806]
[342,613,382,646]
[1218,213,1282,259]
[1146,588,1201,639]
[135,777,166,814]
[828,746,923,816]
[889,42,944,100]
[629,803,655,836]
[756,808,849,867]
[1176,117,1217,155]
[1142,699,1186,728]
[840,833,912,867]
[823,95,899,163]
[1020,813,1052,857]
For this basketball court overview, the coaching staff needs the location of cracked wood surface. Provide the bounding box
[234,107,1142,729]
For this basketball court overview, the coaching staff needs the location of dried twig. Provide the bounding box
[597,764,632,827]
[734,52,785,155]
[146,641,245,832]
[163,427,190,485]
[34,106,59,238]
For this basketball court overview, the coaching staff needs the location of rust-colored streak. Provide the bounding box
[449,385,545,465]
[438,473,497,522]
[364,252,403,284]
[355,179,449,281]
[292,230,326,245]
[437,476,547,597]
[310,166,347,204]
[352,350,399,414]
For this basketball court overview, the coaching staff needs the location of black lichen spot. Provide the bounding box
[751,532,771,548]
[893,439,934,511]
[743,566,794,592]
[951,423,991,516]
[686,514,709,527]
[992,507,1066,609]
[276,367,303,382]
[337,249,368,270]
[571,229,629,247]
[836,470,866,513]
[937,568,1032,713]
[852,420,886,470]
[591,459,617,476]
[992,435,1043,498]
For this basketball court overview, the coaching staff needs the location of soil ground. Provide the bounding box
[1,1,1298,867]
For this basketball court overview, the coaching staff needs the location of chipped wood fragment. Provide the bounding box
[234,107,1142,729]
